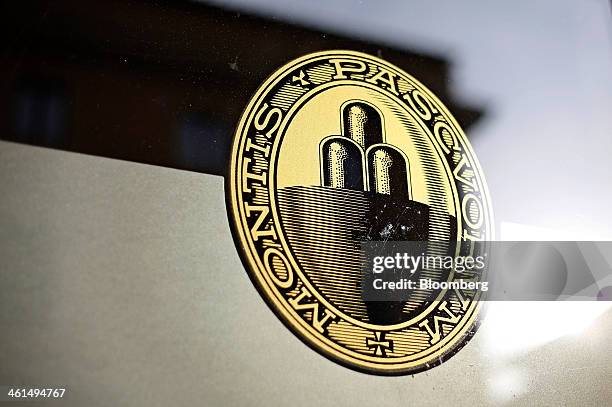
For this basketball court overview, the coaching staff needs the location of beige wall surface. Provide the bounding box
[0,141,610,406]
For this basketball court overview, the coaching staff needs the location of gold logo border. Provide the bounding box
[226,50,494,375]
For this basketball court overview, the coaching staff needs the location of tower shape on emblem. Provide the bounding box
[321,101,412,200]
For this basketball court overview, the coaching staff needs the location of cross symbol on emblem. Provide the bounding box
[291,70,311,87]
[366,331,393,357]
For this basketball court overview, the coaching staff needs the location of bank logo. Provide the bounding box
[227,50,493,374]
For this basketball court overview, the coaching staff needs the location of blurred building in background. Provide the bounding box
[0,0,482,176]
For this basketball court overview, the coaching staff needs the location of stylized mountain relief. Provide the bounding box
[277,101,457,325]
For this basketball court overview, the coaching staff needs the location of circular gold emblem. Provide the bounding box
[227,50,493,375]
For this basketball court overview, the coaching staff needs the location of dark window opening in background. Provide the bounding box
[178,112,229,174]
[12,77,70,148]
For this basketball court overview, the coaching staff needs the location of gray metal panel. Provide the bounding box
[0,141,610,406]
